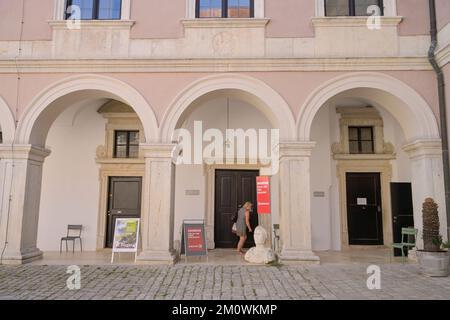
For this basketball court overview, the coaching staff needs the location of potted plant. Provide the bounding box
[417,198,450,277]
[443,241,450,250]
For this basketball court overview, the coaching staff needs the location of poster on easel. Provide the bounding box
[111,218,140,264]
[181,220,208,262]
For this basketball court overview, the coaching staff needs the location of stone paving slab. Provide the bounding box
[0,264,449,300]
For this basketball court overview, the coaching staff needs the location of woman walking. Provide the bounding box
[236,202,253,255]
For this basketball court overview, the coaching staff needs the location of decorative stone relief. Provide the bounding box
[96,145,107,159]
[212,32,236,56]
[383,142,395,154]
[332,106,395,159]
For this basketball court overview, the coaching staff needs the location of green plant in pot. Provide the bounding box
[417,198,450,277]
[443,241,450,250]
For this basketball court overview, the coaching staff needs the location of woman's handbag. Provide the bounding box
[231,223,237,233]
[231,211,238,223]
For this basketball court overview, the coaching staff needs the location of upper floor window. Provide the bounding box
[196,0,254,18]
[349,127,374,154]
[325,0,384,16]
[65,0,122,20]
[114,130,140,158]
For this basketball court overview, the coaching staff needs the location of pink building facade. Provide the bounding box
[0,0,449,264]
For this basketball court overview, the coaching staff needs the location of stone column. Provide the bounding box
[137,144,177,263]
[0,145,50,265]
[403,139,448,247]
[278,142,320,263]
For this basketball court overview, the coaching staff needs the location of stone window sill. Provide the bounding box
[48,20,135,30]
[333,153,395,161]
[181,18,270,29]
[96,158,144,164]
[312,16,403,27]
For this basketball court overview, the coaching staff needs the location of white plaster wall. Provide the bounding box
[174,164,205,243]
[377,107,411,182]
[173,96,277,245]
[329,108,341,250]
[37,101,106,251]
[310,104,333,251]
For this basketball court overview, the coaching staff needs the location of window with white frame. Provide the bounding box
[187,0,264,19]
[196,0,254,18]
[316,0,396,17]
[325,0,384,16]
[65,0,122,20]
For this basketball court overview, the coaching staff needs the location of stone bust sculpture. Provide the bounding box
[244,226,277,264]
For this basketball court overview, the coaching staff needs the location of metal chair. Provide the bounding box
[273,224,280,253]
[390,227,417,262]
[60,225,83,253]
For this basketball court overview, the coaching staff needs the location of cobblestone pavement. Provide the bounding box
[1,263,450,300]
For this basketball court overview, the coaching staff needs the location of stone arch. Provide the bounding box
[297,72,440,142]
[0,96,16,144]
[16,74,159,146]
[160,73,296,142]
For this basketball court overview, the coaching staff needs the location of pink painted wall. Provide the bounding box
[0,1,22,40]
[0,0,52,41]
[249,71,439,121]
[0,1,441,40]
[436,0,450,31]
[0,75,19,116]
[0,74,66,119]
[0,71,439,127]
[265,0,315,38]
[130,0,185,39]
[130,0,317,39]
[397,0,430,36]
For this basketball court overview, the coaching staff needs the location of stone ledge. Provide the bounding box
[137,250,178,265]
[0,145,51,161]
[436,42,450,67]
[279,249,320,264]
[181,18,270,28]
[333,154,396,161]
[312,16,403,28]
[402,139,443,158]
[0,57,432,73]
[48,20,135,30]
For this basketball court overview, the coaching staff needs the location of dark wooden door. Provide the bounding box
[215,170,259,248]
[346,173,383,245]
[391,183,414,256]
[106,177,142,248]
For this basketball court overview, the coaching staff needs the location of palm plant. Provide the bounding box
[422,198,442,252]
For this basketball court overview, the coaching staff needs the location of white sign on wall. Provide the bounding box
[357,198,368,206]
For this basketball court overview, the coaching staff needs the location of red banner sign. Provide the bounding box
[256,176,271,214]
[186,225,206,253]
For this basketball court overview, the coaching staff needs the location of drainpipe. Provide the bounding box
[428,0,450,242]
[0,0,24,264]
